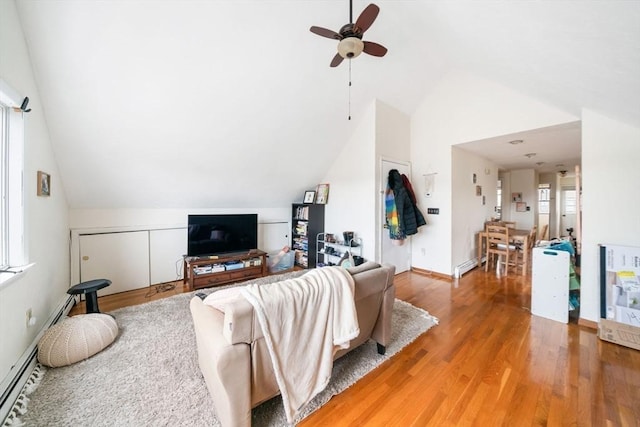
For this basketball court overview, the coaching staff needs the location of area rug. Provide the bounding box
[8,273,438,426]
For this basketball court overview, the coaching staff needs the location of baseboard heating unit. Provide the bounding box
[0,295,75,424]
[454,258,481,278]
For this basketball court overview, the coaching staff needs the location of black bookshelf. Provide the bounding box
[291,203,325,268]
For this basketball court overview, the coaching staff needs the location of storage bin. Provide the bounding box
[269,250,295,273]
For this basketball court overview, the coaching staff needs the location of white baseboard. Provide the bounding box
[0,295,74,424]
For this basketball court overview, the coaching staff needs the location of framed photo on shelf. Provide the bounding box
[315,183,330,204]
[303,191,316,204]
[37,171,50,196]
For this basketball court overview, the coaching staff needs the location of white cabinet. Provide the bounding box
[79,231,150,297]
[149,228,187,284]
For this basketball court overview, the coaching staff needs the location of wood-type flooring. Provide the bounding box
[69,267,640,426]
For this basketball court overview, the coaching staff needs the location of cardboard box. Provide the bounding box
[598,318,640,351]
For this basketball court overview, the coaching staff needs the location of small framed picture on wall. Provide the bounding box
[37,171,50,196]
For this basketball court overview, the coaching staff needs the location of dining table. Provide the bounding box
[477,228,531,275]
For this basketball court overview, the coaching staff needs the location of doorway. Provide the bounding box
[379,158,411,274]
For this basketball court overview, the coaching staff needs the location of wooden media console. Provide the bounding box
[183,249,268,291]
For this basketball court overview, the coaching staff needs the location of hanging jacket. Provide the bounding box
[388,169,426,237]
[385,181,406,240]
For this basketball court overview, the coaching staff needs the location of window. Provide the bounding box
[538,183,551,214]
[0,80,25,274]
[564,189,577,215]
[1,102,7,268]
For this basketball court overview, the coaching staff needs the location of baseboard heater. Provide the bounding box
[454,258,481,278]
[0,295,75,424]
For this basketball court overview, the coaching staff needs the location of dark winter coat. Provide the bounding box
[388,169,426,236]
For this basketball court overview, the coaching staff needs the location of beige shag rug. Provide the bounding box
[5,271,437,426]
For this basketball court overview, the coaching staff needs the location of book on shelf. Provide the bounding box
[294,205,310,220]
[294,221,308,236]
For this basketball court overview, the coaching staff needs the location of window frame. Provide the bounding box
[0,79,26,274]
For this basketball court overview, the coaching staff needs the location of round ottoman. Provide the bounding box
[37,313,118,368]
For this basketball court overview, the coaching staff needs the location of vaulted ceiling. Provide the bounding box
[14,1,640,209]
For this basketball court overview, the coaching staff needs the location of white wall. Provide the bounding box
[376,100,411,161]
[375,100,412,262]
[451,147,499,268]
[499,171,512,222]
[321,99,411,264]
[0,1,70,384]
[322,101,377,261]
[506,169,536,230]
[69,207,289,229]
[580,109,640,322]
[410,70,579,275]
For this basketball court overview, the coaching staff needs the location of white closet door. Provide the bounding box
[79,231,150,296]
[149,228,187,285]
[258,222,289,254]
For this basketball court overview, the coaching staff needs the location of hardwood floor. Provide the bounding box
[69,268,640,426]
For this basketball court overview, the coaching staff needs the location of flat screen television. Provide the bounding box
[187,214,258,257]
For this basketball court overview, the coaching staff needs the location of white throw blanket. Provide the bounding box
[240,266,359,423]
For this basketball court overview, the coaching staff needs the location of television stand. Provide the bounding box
[183,250,268,291]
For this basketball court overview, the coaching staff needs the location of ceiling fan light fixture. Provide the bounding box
[338,37,364,59]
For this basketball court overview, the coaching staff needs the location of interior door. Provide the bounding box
[380,159,411,274]
[560,187,576,236]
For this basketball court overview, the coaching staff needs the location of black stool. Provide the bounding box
[67,279,111,314]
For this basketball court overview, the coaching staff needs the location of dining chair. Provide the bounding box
[485,225,510,275]
[511,226,537,275]
[537,224,549,245]
[484,220,504,227]
[503,221,516,229]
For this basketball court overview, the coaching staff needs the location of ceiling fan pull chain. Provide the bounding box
[348,59,352,120]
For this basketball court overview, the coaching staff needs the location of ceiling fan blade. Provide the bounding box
[354,4,380,33]
[330,53,344,67]
[363,41,387,57]
[310,26,343,40]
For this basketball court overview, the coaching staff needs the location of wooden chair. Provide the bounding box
[484,220,503,228]
[510,226,537,275]
[537,224,549,245]
[503,221,516,229]
[485,225,510,275]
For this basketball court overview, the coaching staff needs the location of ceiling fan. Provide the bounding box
[310,1,388,67]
